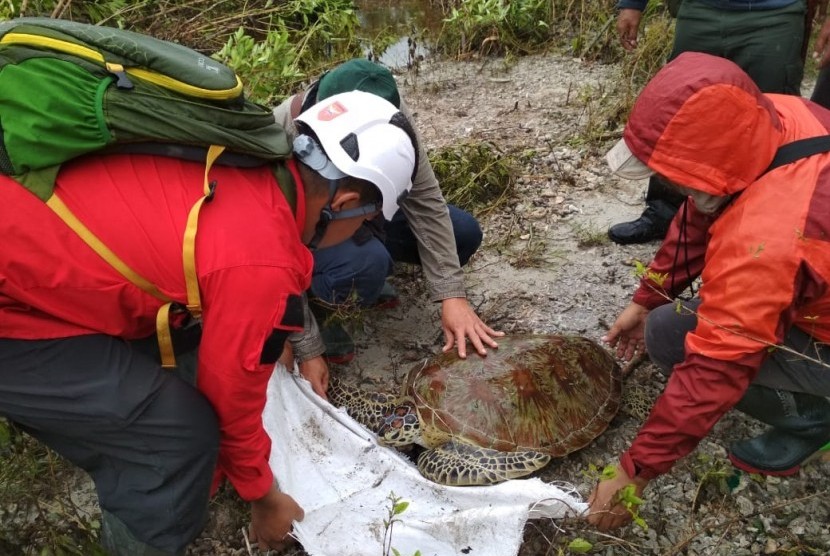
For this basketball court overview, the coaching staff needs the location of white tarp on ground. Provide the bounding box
[263,366,588,556]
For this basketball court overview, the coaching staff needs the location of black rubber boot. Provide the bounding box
[608,203,674,245]
[728,385,830,476]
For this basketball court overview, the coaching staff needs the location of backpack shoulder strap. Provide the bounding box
[765,135,830,173]
[271,159,298,215]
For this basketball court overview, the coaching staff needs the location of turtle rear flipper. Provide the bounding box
[417,440,551,486]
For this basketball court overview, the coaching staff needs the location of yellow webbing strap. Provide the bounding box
[46,145,224,369]
[47,193,180,368]
[156,303,176,368]
[182,144,225,318]
[46,194,171,303]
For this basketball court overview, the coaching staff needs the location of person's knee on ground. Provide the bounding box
[447,205,482,266]
[311,236,393,306]
[643,300,699,374]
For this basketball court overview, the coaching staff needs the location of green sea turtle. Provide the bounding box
[328,333,621,486]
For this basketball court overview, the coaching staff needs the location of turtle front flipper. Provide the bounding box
[416,440,551,486]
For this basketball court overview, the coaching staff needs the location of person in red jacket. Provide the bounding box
[587,52,830,531]
[0,91,417,554]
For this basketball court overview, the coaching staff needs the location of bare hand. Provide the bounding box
[602,302,649,361]
[586,464,648,531]
[815,18,830,68]
[249,485,304,551]
[617,9,642,51]
[278,341,294,368]
[440,297,503,358]
[298,356,329,399]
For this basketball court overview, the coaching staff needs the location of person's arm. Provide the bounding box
[396,99,468,301]
[287,294,326,364]
[197,265,306,501]
[587,348,763,531]
[397,99,503,357]
[815,16,830,68]
[616,1,649,50]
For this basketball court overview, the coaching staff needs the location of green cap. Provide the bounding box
[317,59,401,108]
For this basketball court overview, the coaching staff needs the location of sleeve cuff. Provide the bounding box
[620,450,661,481]
[617,0,647,10]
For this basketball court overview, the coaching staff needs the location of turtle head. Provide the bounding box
[377,400,421,447]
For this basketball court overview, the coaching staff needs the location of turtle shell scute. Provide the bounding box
[405,334,621,457]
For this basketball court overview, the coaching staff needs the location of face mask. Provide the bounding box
[688,190,732,215]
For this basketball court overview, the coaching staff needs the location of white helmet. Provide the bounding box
[294,90,416,220]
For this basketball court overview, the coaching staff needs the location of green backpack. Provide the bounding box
[0,17,292,197]
[0,17,296,367]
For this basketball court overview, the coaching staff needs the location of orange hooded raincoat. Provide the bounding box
[621,52,830,479]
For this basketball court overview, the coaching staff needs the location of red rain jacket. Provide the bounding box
[620,52,830,479]
[0,153,313,500]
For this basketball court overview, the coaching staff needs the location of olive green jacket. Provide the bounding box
[278,90,467,361]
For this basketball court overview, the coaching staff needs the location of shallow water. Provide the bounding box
[355,0,441,67]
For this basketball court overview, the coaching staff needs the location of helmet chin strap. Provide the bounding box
[305,179,380,251]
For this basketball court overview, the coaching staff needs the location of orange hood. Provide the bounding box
[623,52,783,197]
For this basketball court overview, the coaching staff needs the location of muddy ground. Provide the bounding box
[261,53,830,556]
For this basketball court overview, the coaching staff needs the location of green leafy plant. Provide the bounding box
[612,484,647,530]
[429,142,516,216]
[213,0,362,105]
[567,537,593,553]
[437,0,555,56]
[214,26,305,105]
[382,491,421,556]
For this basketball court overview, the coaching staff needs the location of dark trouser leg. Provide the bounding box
[311,236,393,306]
[646,299,830,395]
[0,336,220,555]
[811,67,830,110]
[383,205,482,266]
[644,300,830,474]
[610,1,806,247]
[643,299,699,375]
[671,0,805,95]
[310,204,482,304]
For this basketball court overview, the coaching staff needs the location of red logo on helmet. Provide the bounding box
[318,101,348,121]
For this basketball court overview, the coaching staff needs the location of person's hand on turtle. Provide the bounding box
[440,297,503,358]
[249,485,304,551]
[299,356,329,399]
[603,301,649,362]
[586,463,648,531]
